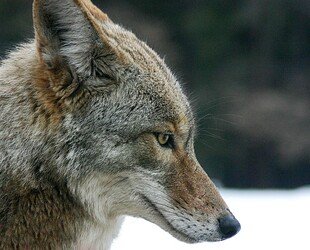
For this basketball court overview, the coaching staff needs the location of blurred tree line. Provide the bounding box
[0,0,309,188]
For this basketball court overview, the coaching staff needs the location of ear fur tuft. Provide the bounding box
[32,0,119,115]
[33,0,112,77]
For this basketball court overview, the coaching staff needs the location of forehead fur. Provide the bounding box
[96,20,193,124]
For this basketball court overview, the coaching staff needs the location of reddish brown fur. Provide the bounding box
[33,62,67,128]
[167,117,228,216]
[33,62,100,128]
[0,183,85,249]
[75,0,109,22]
[170,149,227,215]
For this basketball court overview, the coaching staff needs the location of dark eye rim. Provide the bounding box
[154,132,175,149]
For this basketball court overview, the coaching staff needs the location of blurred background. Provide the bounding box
[1,0,309,189]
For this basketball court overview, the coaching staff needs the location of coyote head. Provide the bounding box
[32,0,240,244]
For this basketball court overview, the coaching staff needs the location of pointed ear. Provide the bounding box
[33,0,113,76]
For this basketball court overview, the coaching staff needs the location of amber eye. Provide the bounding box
[155,133,175,149]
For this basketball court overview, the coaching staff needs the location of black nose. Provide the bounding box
[218,214,241,239]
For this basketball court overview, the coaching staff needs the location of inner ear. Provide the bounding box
[33,0,112,76]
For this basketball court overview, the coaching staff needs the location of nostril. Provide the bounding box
[218,215,241,239]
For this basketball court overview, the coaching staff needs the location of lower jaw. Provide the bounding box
[139,194,201,243]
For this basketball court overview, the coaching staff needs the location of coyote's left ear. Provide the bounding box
[33,0,114,76]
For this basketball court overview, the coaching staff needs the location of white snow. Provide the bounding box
[112,187,310,250]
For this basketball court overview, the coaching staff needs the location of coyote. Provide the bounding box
[0,0,240,249]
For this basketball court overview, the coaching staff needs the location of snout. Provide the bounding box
[218,214,241,239]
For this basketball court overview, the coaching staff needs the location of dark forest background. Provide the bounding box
[0,0,309,188]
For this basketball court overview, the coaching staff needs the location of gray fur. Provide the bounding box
[0,0,239,249]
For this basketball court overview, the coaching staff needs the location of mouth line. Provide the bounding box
[139,194,197,243]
